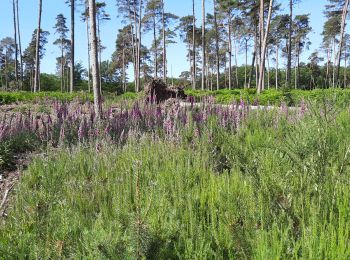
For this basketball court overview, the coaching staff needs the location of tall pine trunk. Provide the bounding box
[61,39,64,92]
[213,0,220,90]
[275,44,279,89]
[192,0,196,89]
[86,12,91,92]
[122,46,126,92]
[70,0,75,93]
[257,0,273,94]
[228,11,232,89]
[336,0,350,86]
[244,39,248,88]
[34,0,42,93]
[127,0,136,92]
[97,19,102,94]
[12,0,19,89]
[201,0,205,90]
[16,0,23,88]
[137,0,143,91]
[153,15,157,78]
[162,0,166,83]
[267,49,270,89]
[345,46,347,87]
[88,0,102,118]
[287,0,292,87]
[333,38,336,88]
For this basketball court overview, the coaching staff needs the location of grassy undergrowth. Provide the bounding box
[0,91,139,105]
[1,102,350,258]
[0,91,93,105]
[0,133,39,170]
[2,88,350,107]
[186,88,350,106]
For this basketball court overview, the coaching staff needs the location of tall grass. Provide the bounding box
[1,100,350,258]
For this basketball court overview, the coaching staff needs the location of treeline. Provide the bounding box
[10,62,350,93]
[1,0,350,96]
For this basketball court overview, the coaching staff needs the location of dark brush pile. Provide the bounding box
[144,79,187,103]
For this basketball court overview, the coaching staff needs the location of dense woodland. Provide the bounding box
[1,1,350,103]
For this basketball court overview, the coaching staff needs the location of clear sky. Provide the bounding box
[0,0,329,77]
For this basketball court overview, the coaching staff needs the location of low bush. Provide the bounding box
[1,100,350,258]
[186,88,350,106]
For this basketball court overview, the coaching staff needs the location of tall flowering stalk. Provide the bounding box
[0,98,308,148]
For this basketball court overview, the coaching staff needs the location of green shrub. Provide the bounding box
[2,103,350,258]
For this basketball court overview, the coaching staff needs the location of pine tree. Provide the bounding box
[53,14,70,92]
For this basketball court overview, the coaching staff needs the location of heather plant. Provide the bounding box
[1,99,350,258]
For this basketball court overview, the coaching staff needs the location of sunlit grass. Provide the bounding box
[1,101,350,258]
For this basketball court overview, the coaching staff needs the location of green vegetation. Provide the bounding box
[1,102,350,258]
[0,91,92,105]
[0,132,39,170]
[3,88,350,107]
[0,91,141,105]
[186,88,350,106]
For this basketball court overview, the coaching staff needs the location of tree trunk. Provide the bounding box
[267,49,270,89]
[86,12,91,92]
[201,0,205,90]
[70,0,75,93]
[259,0,264,90]
[248,51,255,88]
[345,46,347,87]
[326,47,330,86]
[244,39,248,88]
[287,0,292,87]
[333,38,336,88]
[192,0,196,89]
[254,27,259,88]
[275,44,278,89]
[224,56,227,88]
[137,0,143,91]
[34,0,42,93]
[234,36,239,88]
[12,0,19,89]
[122,46,126,92]
[88,0,102,118]
[153,14,158,78]
[16,0,23,88]
[296,44,300,89]
[61,39,64,92]
[5,54,8,90]
[97,19,102,94]
[162,0,166,83]
[213,0,220,90]
[228,12,232,89]
[336,0,350,86]
[257,0,273,94]
[127,0,137,92]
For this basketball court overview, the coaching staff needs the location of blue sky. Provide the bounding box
[0,0,329,77]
